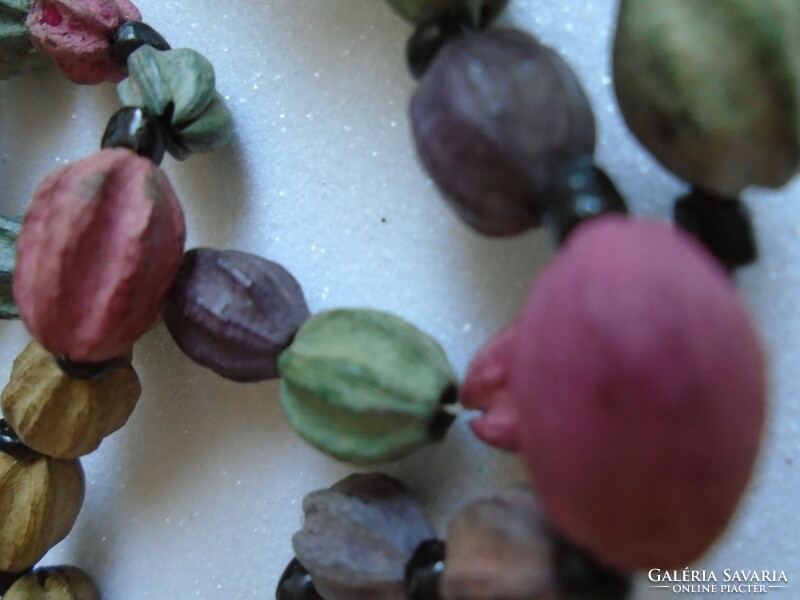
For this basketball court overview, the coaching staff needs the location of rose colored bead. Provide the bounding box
[26,0,141,84]
[460,322,520,452]
[14,148,185,362]
[510,216,765,570]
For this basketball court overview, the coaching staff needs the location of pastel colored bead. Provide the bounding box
[26,0,140,84]
[512,216,765,569]
[4,566,100,600]
[1,341,141,459]
[614,0,800,196]
[460,322,519,452]
[0,216,21,318]
[14,148,185,362]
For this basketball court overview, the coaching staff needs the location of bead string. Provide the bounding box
[0,0,792,596]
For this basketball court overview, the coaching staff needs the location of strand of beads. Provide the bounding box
[0,0,233,594]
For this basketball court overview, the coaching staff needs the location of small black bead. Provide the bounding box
[0,567,32,594]
[102,107,166,165]
[112,21,171,69]
[553,537,632,600]
[275,558,324,600]
[429,385,457,441]
[545,156,628,245]
[405,539,445,600]
[0,419,35,461]
[674,188,758,272]
[55,355,119,381]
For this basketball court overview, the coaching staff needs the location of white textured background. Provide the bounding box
[0,1,798,598]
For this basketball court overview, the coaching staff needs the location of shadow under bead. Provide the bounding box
[411,29,596,236]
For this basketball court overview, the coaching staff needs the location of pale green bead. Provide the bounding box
[382,0,453,23]
[117,46,233,159]
[0,215,21,319]
[278,309,458,465]
[614,0,800,196]
[0,0,47,80]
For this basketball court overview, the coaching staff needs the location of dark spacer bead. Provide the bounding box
[553,536,632,600]
[545,156,628,245]
[406,0,509,80]
[429,384,457,441]
[405,539,445,600]
[0,567,32,595]
[112,21,171,69]
[275,558,324,600]
[674,188,758,272]
[102,107,166,165]
[55,355,119,381]
[0,419,35,461]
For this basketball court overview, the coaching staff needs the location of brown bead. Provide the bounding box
[1,341,141,459]
[411,29,596,236]
[4,566,100,600]
[0,452,84,572]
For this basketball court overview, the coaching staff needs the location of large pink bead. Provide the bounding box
[14,148,185,362]
[512,216,765,570]
[26,0,141,84]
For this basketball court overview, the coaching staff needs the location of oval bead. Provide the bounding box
[278,309,457,464]
[163,248,310,382]
[26,0,141,84]
[14,148,186,363]
[613,0,800,195]
[1,341,141,459]
[117,45,233,159]
[0,451,84,572]
[411,29,596,236]
[4,566,100,600]
[512,216,765,569]
[293,473,436,600]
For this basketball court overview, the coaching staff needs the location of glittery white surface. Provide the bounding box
[0,1,798,598]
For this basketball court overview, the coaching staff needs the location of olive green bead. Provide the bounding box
[117,46,233,159]
[382,0,453,23]
[278,309,458,465]
[0,216,21,319]
[0,0,47,80]
[614,0,800,196]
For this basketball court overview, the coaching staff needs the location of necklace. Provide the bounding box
[0,0,797,597]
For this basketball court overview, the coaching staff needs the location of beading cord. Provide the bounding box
[0,1,796,600]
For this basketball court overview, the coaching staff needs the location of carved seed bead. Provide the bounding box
[544,156,628,245]
[0,567,31,596]
[405,539,445,600]
[411,29,596,236]
[101,107,166,165]
[0,215,21,319]
[112,20,171,69]
[2,341,141,459]
[4,566,100,600]
[0,451,85,572]
[276,559,324,600]
[553,537,632,600]
[674,188,757,271]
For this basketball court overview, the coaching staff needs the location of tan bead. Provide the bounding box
[0,452,85,572]
[5,566,100,600]
[441,487,558,600]
[1,341,141,459]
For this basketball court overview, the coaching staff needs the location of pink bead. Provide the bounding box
[512,216,765,569]
[461,322,520,452]
[14,148,185,362]
[26,0,141,84]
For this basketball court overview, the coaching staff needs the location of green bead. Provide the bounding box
[278,309,458,465]
[614,0,800,196]
[0,0,47,80]
[117,46,233,159]
[0,216,21,319]
[382,0,453,23]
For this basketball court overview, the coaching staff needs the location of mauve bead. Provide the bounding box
[163,248,310,382]
[410,29,596,236]
[512,216,765,569]
[14,148,185,363]
[26,0,141,84]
